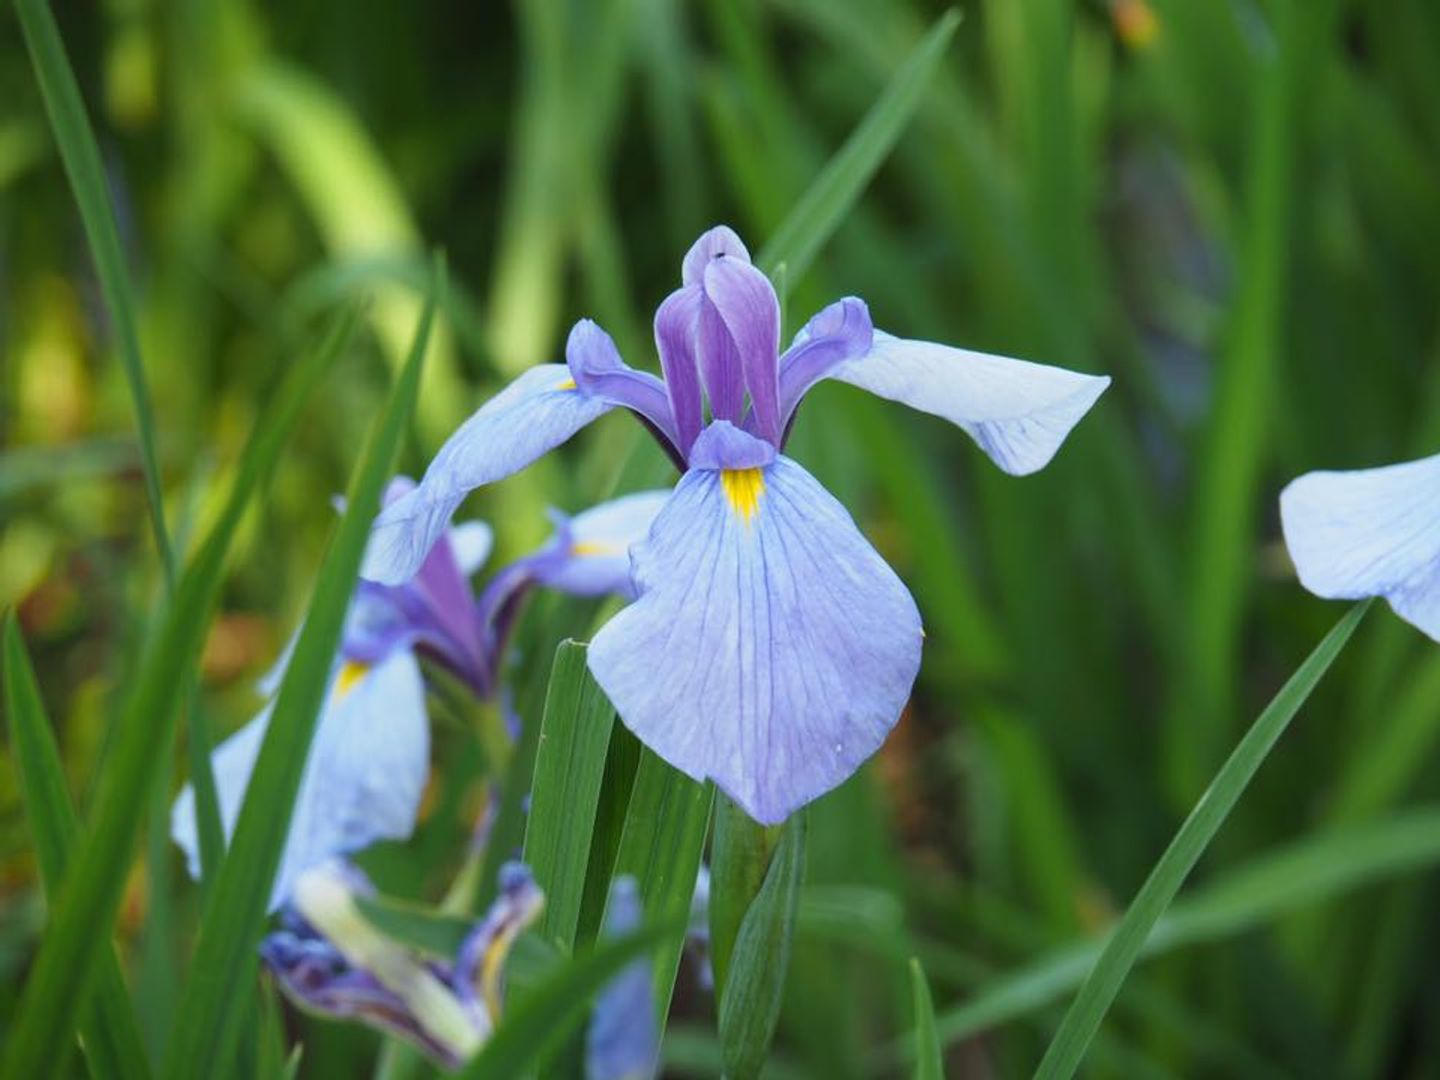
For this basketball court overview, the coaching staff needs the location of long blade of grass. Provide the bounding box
[1035,600,1372,1079]
[160,274,437,1079]
[609,750,713,1030]
[754,8,960,282]
[0,304,362,1080]
[456,919,684,1080]
[926,795,1440,1051]
[2,615,152,1080]
[908,958,942,1080]
[14,0,173,583]
[521,640,618,951]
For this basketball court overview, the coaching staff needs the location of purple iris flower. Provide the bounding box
[262,859,543,1068]
[1280,450,1440,640]
[361,226,1110,824]
[172,481,667,909]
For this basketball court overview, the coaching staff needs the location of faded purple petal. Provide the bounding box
[361,364,612,585]
[453,861,545,1027]
[681,225,751,287]
[588,453,923,824]
[654,287,705,457]
[704,257,781,445]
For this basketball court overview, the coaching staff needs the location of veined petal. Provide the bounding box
[655,287,704,457]
[704,257,781,445]
[361,364,612,585]
[588,454,923,824]
[826,331,1110,475]
[171,650,430,910]
[536,490,672,599]
[681,225,751,287]
[1280,452,1440,641]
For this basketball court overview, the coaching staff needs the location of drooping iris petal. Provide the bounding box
[681,224,750,287]
[822,331,1111,476]
[654,287,704,456]
[566,320,679,448]
[776,297,875,429]
[1279,452,1440,641]
[534,490,672,599]
[362,364,613,585]
[585,877,659,1080]
[704,257,782,445]
[171,650,429,910]
[588,430,923,824]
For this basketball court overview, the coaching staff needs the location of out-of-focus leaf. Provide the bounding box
[909,958,943,1080]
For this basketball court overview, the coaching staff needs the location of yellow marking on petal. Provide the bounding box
[555,377,577,391]
[480,895,545,1020]
[334,660,370,701]
[720,468,765,523]
[571,540,621,557]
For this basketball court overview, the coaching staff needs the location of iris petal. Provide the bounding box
[536,490,672,599]
[681,225,751,287]
[704,258,782,445]
[171,650,430,910]
[825,331,1110,475]
[654,288,705,456]
[588,454,922,824]
[1280,452,1440,641]
[361,364,612,585]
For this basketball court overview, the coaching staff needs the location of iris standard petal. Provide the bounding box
[681,225,751,287]
[361,364,612,585]
[654,287,705,457]
[704,257,782,445]
[172,651,430,910]
[536,490,672,599]
[1280,452,1440,641]
[588,451,923,824]
[825,331,1110,475]
[776,297,875,430]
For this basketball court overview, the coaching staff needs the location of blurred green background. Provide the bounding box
[4,0,1440,1075]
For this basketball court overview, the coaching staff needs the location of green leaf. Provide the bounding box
[909,958,943,1080]
[709,794,781,1000]
[521,641,618,951]
[455,919,684,1080]
[1034,600,1372,1079]
[355,895,474,958]
[573,724,642,949]
[159,275,436,1080]
[610,750,713,1030]
[0,304,362,1080]
[2,615,152,1080]
[14,0,173,582]
[755,8,960,281]
[718,811,806,1080]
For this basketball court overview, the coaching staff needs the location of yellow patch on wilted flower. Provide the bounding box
[720,468,765,523]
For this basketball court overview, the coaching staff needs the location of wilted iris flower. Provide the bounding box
[362,226,1110,823]
[262,859,543,1068]
[172,480,667,908]
[1281,451,1440,640]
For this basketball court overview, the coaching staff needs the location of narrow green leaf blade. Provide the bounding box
[1035,600,1372,1079]
[14,0,173,581]
[2,615,152,1080]
[755,8,960,281]
[456,920,684,1080]
[708,794,780,1000]
[161,276,437,1079]
[521,641,618,951]
[909,958,943,1080]
[0,305,361,1080]
[717,811,806,1080]
[610,750,713,1030]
